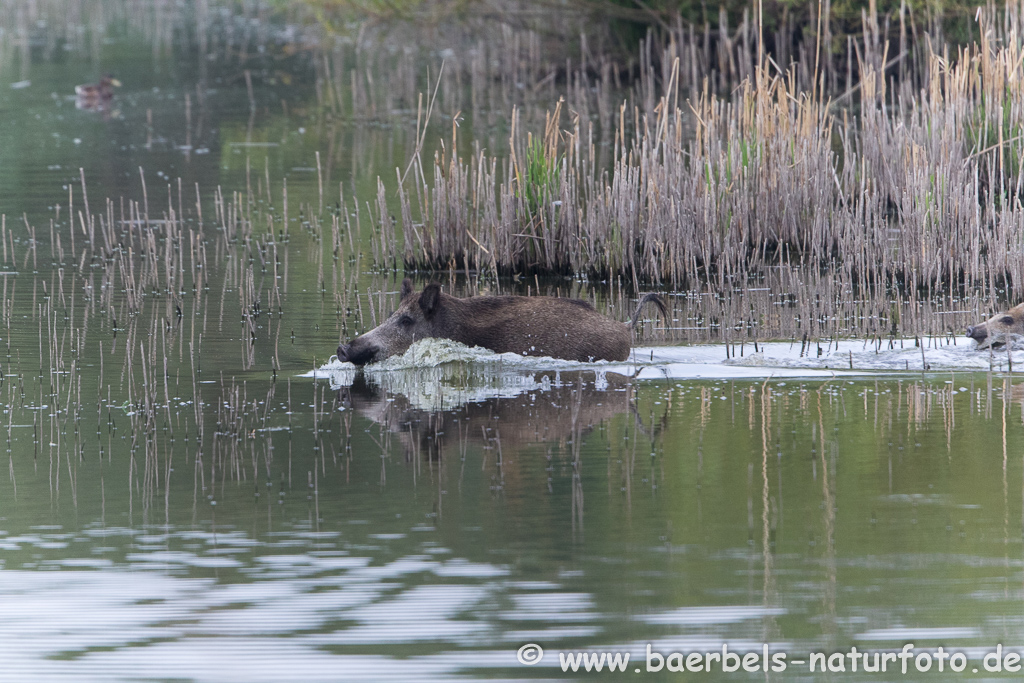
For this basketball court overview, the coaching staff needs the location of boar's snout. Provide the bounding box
[966,325,986,343]
[336,339,379,366]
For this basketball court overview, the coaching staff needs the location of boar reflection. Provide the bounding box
[338,369,634,462]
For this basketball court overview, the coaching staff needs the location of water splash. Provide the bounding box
[310,337,1018,396]
[723,338,1024,372]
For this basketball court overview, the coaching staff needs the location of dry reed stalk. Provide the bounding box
[380,15,1024,303]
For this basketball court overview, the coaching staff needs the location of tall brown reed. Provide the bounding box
[387,6,1024,302]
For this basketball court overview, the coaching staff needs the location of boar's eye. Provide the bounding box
[398,314,415,328]
[1002,316,1016,325]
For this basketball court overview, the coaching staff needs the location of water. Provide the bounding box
[4,362,1024,681]
[2,2,1024,682]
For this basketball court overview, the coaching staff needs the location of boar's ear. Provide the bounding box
[400,278,414,301]
[419,283,441,318]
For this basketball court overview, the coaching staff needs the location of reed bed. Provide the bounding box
[0,164,1005,519]
[3,0,1024,517]
[385,5,1024,301]
[0,154,372,519]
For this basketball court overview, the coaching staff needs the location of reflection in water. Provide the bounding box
[0,527,515,682]
[335,366,642,537]
[2,367,1024,680]
[339,368,633,454]
[3,2,1024,681]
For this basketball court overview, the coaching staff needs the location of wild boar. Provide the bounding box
[967,303,1024,348]
[336,279,666,365]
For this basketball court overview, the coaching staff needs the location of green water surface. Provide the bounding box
[0,3,1021,682]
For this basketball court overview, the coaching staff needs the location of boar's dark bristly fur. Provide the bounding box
[337,279,666,365]
[967,302,1024,349]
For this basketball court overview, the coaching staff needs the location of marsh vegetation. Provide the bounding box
[353,3,1024,303]
[2,1,1024,681]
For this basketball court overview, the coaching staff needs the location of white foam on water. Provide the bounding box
[720,337,1024,373]
[310,338,613,375]
[306,336,1019,394]
[307,339,634,411]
